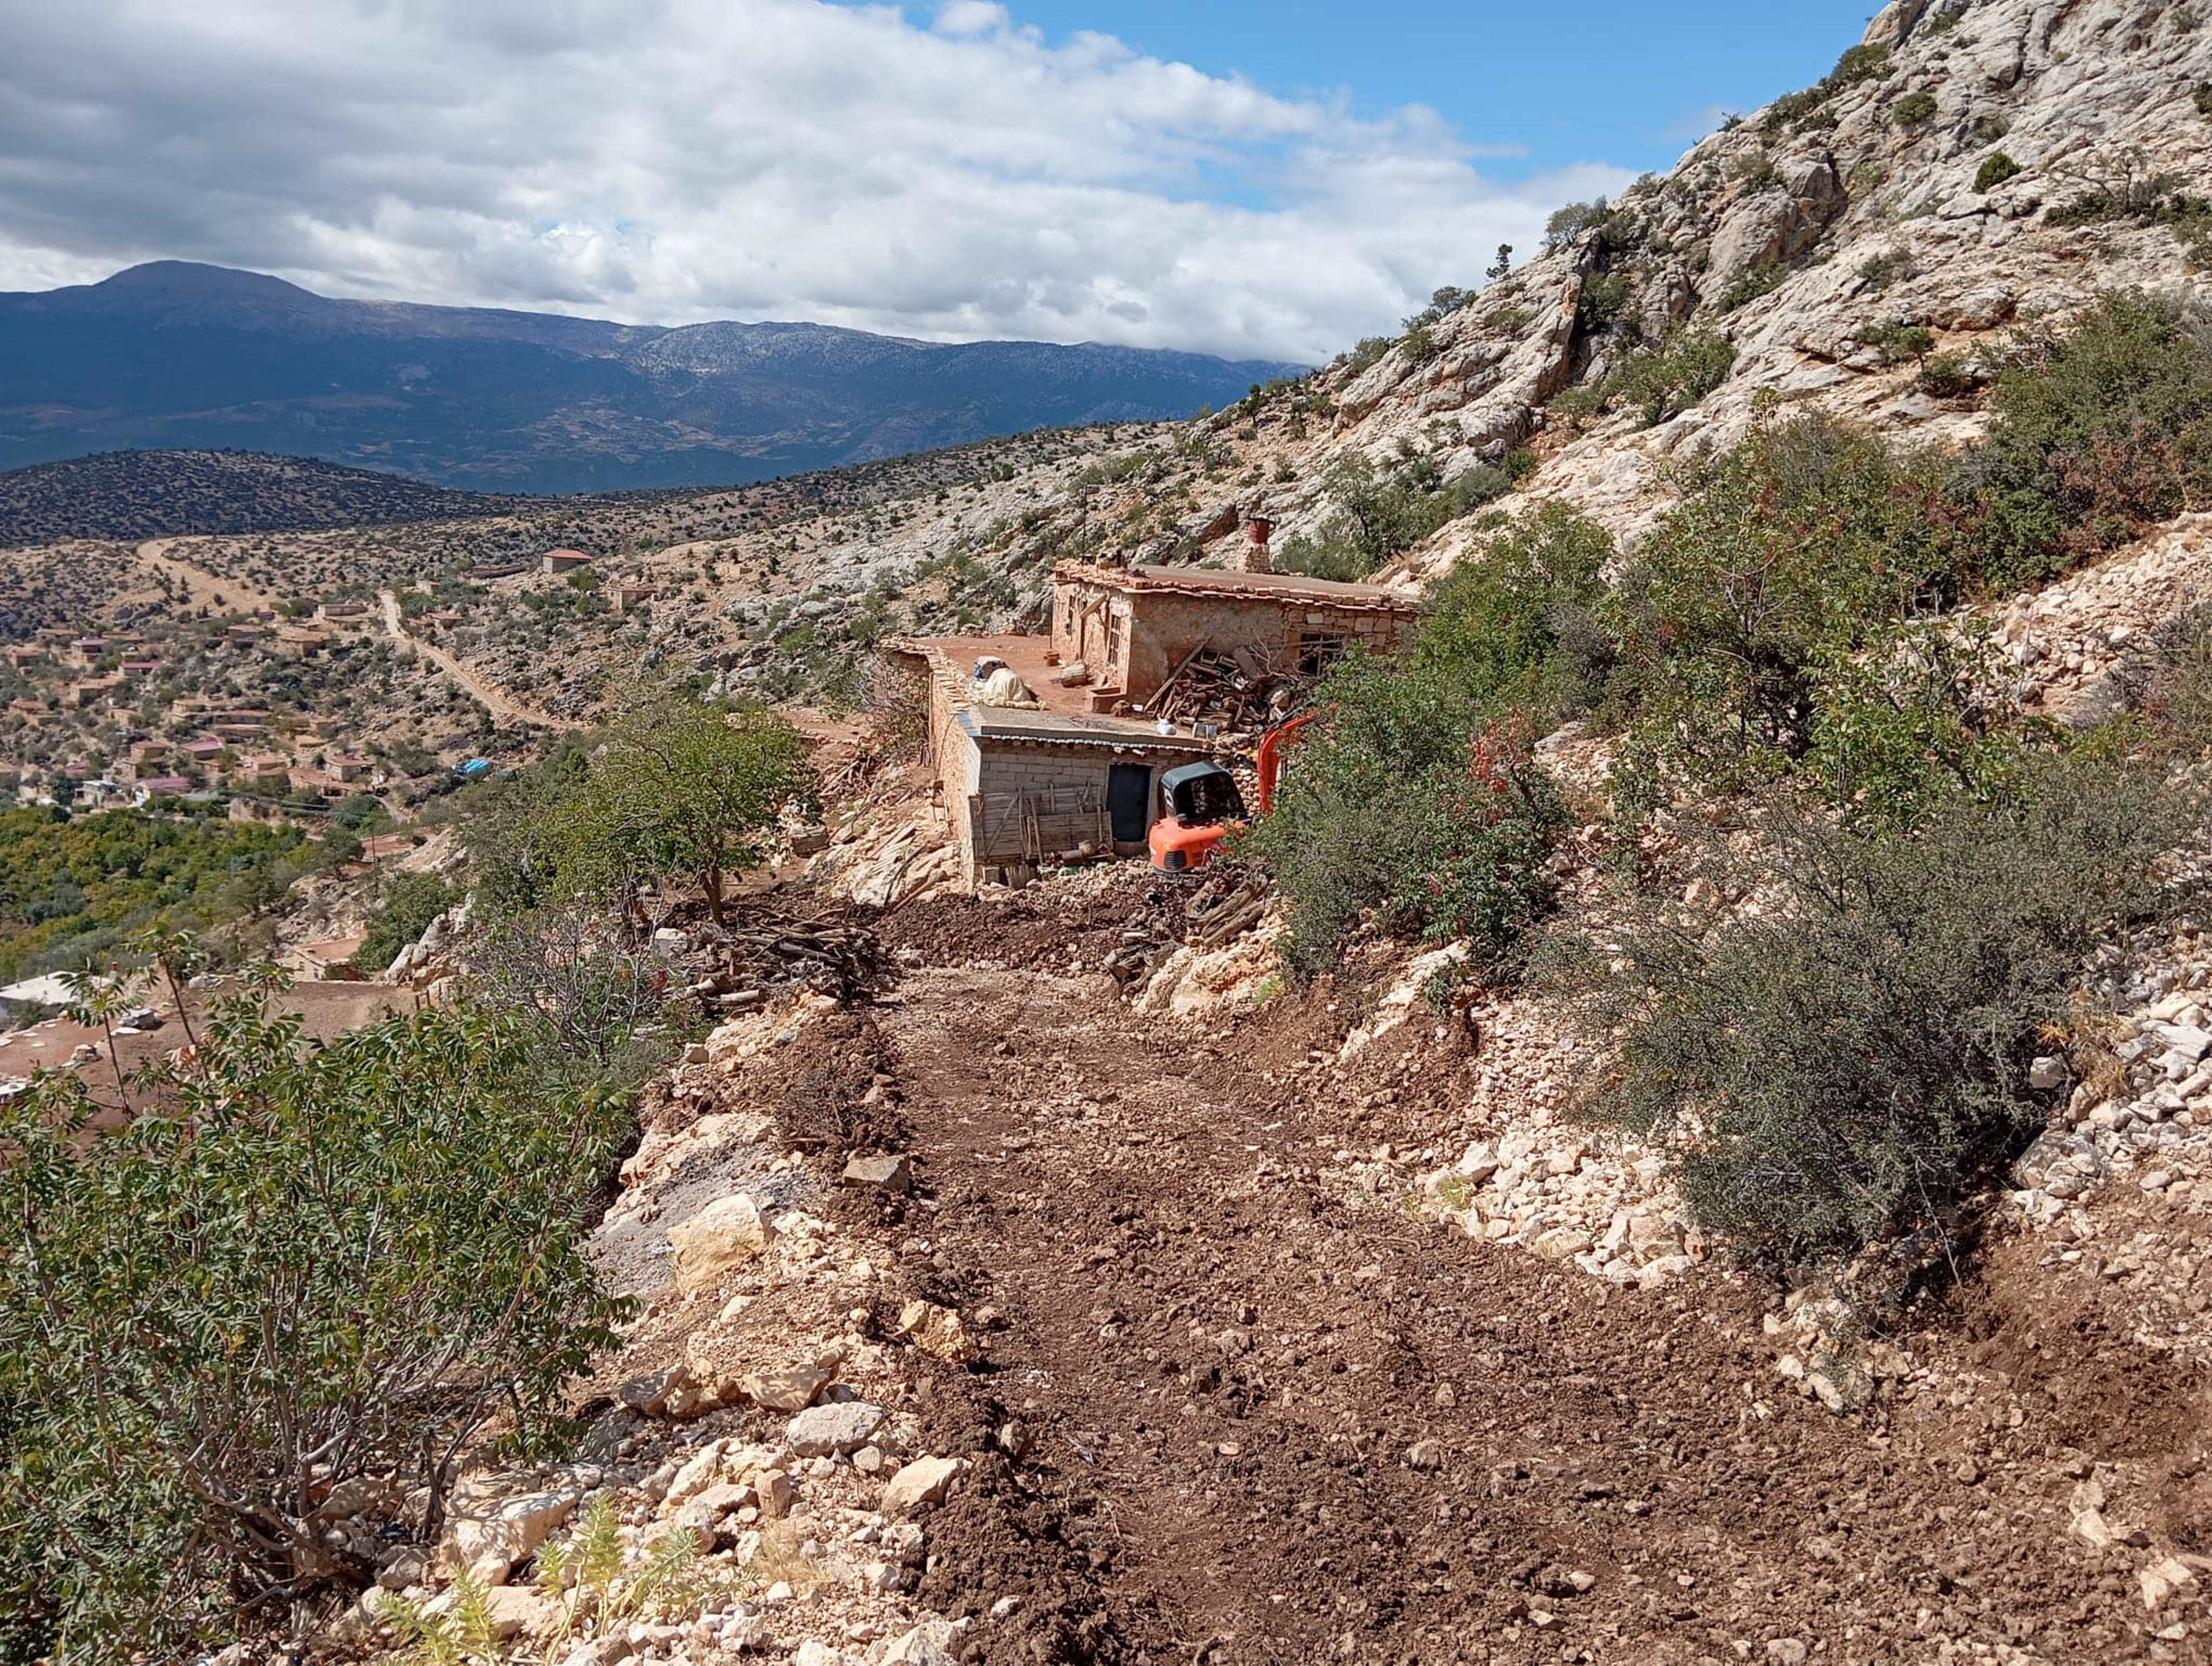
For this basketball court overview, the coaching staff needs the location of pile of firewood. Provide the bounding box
[1143,642,1306,731]
[686,914,897,1008]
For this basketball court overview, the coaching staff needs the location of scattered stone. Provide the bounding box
[742,1359,837,1413]
[2072,1507,2116,1550]
[756,1468,798,1518]
[442,1487,578,1573]
[619,1365,693,1417]
[668,1193,776,1291]
[897,1299,980,1364]
[881,1455,968,1515]
[787,1401,887,1457]
[2142,1557,2199,1611]
[883,1618,964,1664]
[843,1152,915,1193]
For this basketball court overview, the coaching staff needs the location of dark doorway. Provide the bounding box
[1107,763,1152,842]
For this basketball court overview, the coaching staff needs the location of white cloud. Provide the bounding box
[0,0,1636,362]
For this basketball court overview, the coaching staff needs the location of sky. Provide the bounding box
[0,0,1879,364]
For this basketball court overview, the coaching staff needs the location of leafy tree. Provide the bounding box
[1544,196,1612,248]
[570,685,815,923]
[0,980,632,1659]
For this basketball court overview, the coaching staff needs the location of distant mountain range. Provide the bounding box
[0,263,1301,494]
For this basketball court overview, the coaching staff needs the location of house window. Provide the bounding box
[1106,611,1125,667]
[1297,631,1348,675]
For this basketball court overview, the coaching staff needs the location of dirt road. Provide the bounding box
[858,960,2205,1666]
[376,589,574,731]
[136,539,286,615]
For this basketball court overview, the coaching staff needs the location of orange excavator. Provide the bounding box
[1147,711,1316,873]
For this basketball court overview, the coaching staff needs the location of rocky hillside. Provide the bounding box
[269,0,2211,725]
[0,449,521,544]
[1329,0,2212,562]
[18,1,2210,729]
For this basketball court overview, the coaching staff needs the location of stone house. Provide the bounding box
[888,635,1215,885]
[1047,560,1418,712]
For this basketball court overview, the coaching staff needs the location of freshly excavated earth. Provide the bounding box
[795,950,2212,1666]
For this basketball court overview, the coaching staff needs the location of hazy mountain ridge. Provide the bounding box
[0,262,1300,494]
[0,450,524,545]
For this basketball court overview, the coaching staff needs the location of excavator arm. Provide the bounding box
[1254,710,1317,816]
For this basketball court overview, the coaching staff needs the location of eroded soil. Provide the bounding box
[825,960,2212,1666]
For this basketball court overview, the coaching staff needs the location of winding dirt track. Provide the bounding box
[870,965,2206,1666]
[376,588,574,731]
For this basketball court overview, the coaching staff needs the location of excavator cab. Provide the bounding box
[1146,710,1317,874]
[1147,762,1247,873]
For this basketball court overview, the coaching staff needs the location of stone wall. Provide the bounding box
[1049,581,1413,704]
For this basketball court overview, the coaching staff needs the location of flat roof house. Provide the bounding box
[1048,559,1418,713]
[888,554,1421,888]
[890,635,1216,886]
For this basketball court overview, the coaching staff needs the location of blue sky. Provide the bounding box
[0,0,1886,359]
[996,0,1878,178]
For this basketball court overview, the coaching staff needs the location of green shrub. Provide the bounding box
[1570,758,2180,1262]
[1605,329,1739,427]
[1343,336,1394,376]
[2131,603,2212,752]
[1613,413,1965,793]
[1576,269,1635,331]
[1856,250,1914,291]
[2197,81,2212,118]
[1248,504,1612,975]
[1866,320,1936,365]
[1974,151,2023,192]
[1247,683,1569,981]
[1281,446,1532,580]
[350,869,457,971]
[1763,43,1890,133]
[1892,89,1939,127]
[0,987,633,1658]
[1916,352,1979,398]
[1803,622,2048,822]
[1958,290,2212,588]
[1830,43,1892,86]
[1717,262,1788,312]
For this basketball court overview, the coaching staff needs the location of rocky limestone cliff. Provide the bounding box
[1292,0,2212,568]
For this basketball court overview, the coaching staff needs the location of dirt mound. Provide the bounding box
[862,964,2205,1666]
[751,1008,906,1163]
[878,867,1192,973]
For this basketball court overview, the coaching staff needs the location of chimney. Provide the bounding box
[1244,515,1275,575]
